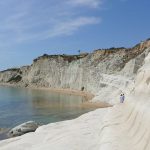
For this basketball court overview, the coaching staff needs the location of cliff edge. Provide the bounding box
[0,39,150,104]
[0,39,150,149]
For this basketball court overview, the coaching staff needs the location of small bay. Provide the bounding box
[0,86,95,130]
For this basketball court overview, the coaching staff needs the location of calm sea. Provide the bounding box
[0,86,95,129]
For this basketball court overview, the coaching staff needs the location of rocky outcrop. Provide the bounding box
[96,49,150,150]
[8,121,39,137]
[1,39,150,150]
[0,39,150,104]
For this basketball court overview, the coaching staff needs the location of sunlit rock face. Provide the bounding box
[97,46,150,150]
[1,40,150,150]
[134,51,150,95]
[0,39,150,104]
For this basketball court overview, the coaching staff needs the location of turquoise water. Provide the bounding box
[0,86,94,129]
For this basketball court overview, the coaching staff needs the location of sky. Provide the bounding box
[0,0,150,70]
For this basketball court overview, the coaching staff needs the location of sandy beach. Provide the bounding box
[0,83,111,108]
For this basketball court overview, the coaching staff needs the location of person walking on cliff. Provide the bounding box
[120,93,125,103]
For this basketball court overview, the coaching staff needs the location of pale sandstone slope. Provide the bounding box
[0,109,108,150]
[98,52,150,150]
[0,40,150,150]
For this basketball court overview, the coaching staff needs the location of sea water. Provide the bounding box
[0,86,95,129]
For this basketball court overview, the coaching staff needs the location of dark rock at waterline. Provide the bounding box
[8,121,39,137]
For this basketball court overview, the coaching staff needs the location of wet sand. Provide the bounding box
[30,87,94,101]
[28,86,112,108]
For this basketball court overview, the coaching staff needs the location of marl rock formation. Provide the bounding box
[1,39,150,150]
[0,39,150,104]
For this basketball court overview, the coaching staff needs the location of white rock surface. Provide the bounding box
[97,49,150,150]
[0,108,108,150]
[1,53,150,149]
[1,40,150,102]
[1,40,150,149]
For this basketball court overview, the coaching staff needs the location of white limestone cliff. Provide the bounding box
[1,39,150,105]
[0,39,150,150]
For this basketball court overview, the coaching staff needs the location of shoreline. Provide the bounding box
[0,83,93,99]
[0,83,112,142]
[29,86,94,101]
[0,83,112,108]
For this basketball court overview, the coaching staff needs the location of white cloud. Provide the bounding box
[13,17,100,42]
[67,0,102,8]
[49,17,100,37]
[0,0,102,46]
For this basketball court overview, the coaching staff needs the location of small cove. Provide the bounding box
[0,86,102,140]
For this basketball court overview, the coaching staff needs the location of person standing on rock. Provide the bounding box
[120,93,125,103]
